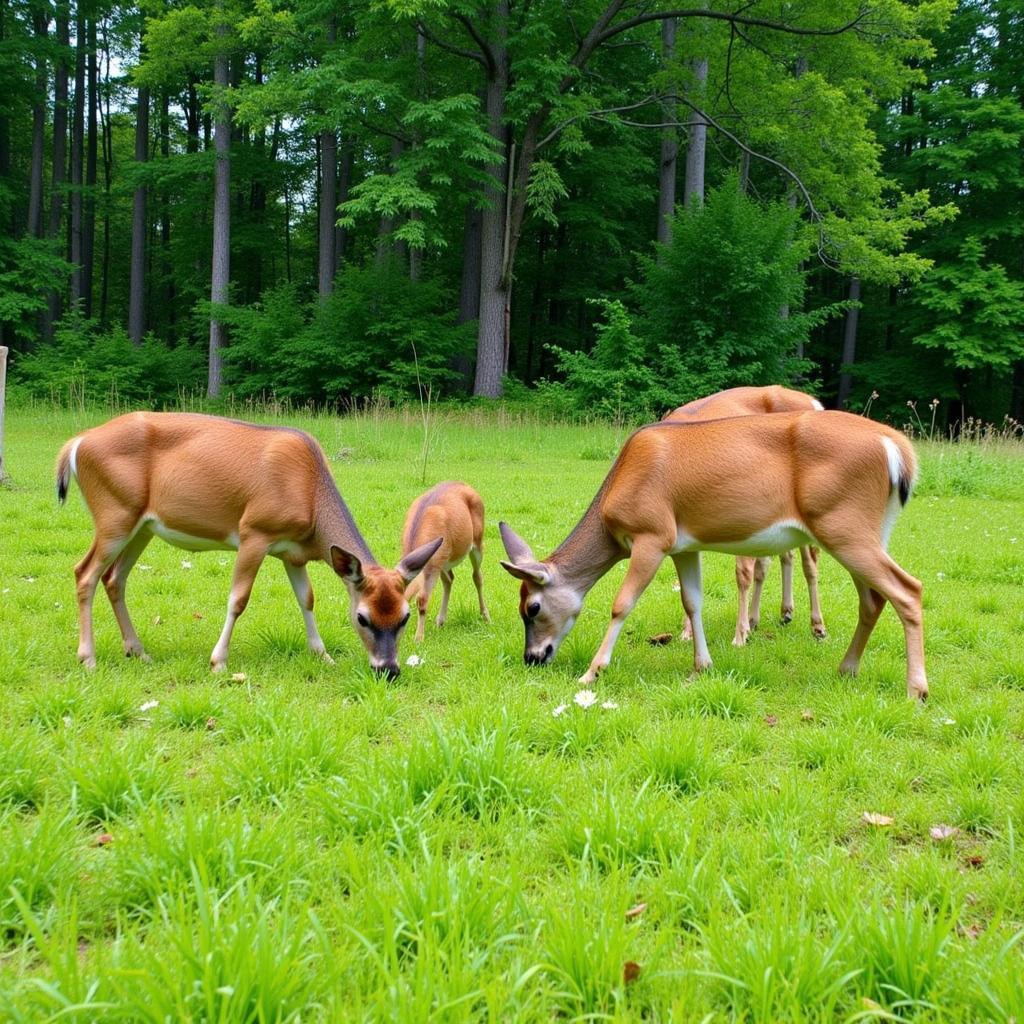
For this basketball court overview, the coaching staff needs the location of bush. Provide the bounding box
[10,310,203,406]
[224,262,475,404]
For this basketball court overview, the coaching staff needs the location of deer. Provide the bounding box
[400,481,490,642]
[663,386,827,646]
[56,412,442,677]
[499,410,928,700]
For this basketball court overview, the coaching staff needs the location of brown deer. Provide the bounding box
[499,410,927,699]
[56,412,441,677]
[401,482,489,642]
[663,386,826,645]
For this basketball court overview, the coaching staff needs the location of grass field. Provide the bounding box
[2,403,1024,1022]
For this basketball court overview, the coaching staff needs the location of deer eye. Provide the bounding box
[526,601,541,619]
[357,611,370,629]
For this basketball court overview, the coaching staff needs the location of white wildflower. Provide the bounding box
[181,560,193,570]
[139,700,159,712]
[574,689,598,709]
[406,654,424,667]
[936,571,945,580]
[601,700,619,710]
[941,717,956,726]
[230,672,247,683]
[552,703,568,718]
[137,564,153,572]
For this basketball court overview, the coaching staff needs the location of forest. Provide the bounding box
[1,0,1022,424]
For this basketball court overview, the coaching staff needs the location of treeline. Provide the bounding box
[1,0,1022,423]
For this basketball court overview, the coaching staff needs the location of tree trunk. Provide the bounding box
[208,20,231,398]
[128,82,150,343]
[683,48,708,207]
[27,9,48,238]
[70,5,85,307]
[46,4,70,337]
[160,89,174,335]
[375,137,406,266]
[318,22,338,301]
[473,0,510,398]
[657,17,677,246]
[82,15,97,316]
[99,22,112,326]
[837,275,861,409]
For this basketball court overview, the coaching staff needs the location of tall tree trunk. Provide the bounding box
[27,9,48,238]
[473,0,510,398]
[375,137,406,266]
[208,20,231,398]
[0,0,10,255]
[128,81,150,343]
[657,17,677,246]
[318,19,338,301]
[160,89,174,335]
[82,15,97,316]
[70,4,85,307]
[683,46,708,207]
[334,142,352,269]
[837,275,861,409]
[99,21,112,326]
[46,4,70,337]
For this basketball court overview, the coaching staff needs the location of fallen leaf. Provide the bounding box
[764,714,778,727]
[205,717,218,731]
[153,615,163,625]
[965,853,985,869]
[623,961,642,984]
[930,825,959,841]
[96,833,114,847]
[625,903,647,920]
[647,633,673,646]
[230,672,247,683]
[800,709,815,721]
[192,612,203,620]
[862,812,894,827]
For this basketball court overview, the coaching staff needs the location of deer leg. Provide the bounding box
[673,551,712,672]
[469,545,490,623]
[801,545,827,638]
[101,527,153,661]
[211,536,268,672]
[74,526,136,669]
[779,549,795,625]
[414,568,440,643]
[733,556,755,646]
[748,557,770,631]
[285,561,333,664]
[580,538,665,685]
[832,544,926,700]
[436,568,454,628]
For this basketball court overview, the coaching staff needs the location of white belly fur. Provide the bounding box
[148,517,239,552]
[671,520,814,557]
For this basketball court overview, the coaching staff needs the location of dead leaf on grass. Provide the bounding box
[862,812,894,827]
[623,961,642,984]
[647,633,673,646]
[625,903,647,920]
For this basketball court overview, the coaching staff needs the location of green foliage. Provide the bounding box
[224,263,475,402]
[9,312,203,406]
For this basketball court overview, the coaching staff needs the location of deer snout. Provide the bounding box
[524,643,554,666]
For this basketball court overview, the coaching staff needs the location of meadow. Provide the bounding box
[1,402,1024,1022]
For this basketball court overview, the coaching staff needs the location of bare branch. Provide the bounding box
[450,12,496,77]
[596,6,873,46]
[416,20,488,69]
[537,93,662,148]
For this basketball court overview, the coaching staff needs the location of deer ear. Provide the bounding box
[499,559,551,586]
[397,536,443,584]
[330,545,365,588]
[499,521,537,563]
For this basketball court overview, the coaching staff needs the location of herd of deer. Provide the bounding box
[56,384,928,701]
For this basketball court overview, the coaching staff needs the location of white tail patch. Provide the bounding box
[879,436,904,549]
[69,437,83,479]
[811,399,825,411]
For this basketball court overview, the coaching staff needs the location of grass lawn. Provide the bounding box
[2,403,1024,1021]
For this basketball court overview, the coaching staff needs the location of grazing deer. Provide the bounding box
[401,482,489,642]
[499,410,927,700]
[56,412,441,677]
[663,386,827,645]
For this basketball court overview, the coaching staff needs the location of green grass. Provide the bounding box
[1,404,1023,1021]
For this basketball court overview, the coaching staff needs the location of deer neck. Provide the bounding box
[548,491,624,596]
[314,477,379,568]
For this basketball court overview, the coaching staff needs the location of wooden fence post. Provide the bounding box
[0,346,8,482]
